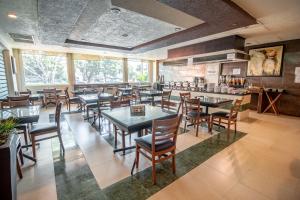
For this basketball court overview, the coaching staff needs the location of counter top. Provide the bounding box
[170,89,250,96]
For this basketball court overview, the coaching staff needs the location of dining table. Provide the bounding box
[0,94,44,106]
[139,90,163,105]
[78,93,115,104]
[101,105,177,155]
[36,89,62,94]
[0,105,41,162]
[197,96,233,114]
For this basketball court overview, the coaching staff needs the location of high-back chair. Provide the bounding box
[19,89,32,95]
[43,88,58,108]
[161,99,180,114]
[179,92,191,113]
[211,99,243,139]
[8,95,30,107]
[134,115,182,184]
[183,98,211,136]
[7,95,31,146]
[29,102,65,159]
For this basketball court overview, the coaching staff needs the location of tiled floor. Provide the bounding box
[17,106,300,200]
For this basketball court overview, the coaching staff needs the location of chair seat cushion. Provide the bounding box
[212,111,229,118]
[30,123,57,134]
[187,111,209,118]
[86,103,97,108]
[135,134,174,152]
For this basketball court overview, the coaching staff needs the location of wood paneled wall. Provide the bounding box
[222,39,300,116]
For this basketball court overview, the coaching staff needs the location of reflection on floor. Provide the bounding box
[17,106,300,200]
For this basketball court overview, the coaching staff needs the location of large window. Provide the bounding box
[22,52,68,85]
[74,58,123,84]
[128,60,149,82]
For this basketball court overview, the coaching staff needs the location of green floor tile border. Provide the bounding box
[51,121,105,200]
[51,117,247,200]
[103,130,246,200]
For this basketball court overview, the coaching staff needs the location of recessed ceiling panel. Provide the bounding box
[69,8,183,48]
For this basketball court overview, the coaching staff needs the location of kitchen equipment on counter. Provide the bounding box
[175,82,182,90]
[182,81,190,90]
[189,82,198,91]
[207,83,215,92]
[221,85,228,93]
[170,81,175,89]
[214,85,221,93]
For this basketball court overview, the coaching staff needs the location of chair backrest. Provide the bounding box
[161,99,180,114]
[184,98,201,115]
[151,115,182,152]
[179,92,191,113]
[55,102,62,127]
[64,87,70,99]
[44,88,57,99]
[8,95,30,107]
[110,99,130,109]
[161,90,172,101]
[229,99,243,119]
[19,89,32,95]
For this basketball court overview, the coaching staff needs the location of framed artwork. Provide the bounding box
[247,45,284,77]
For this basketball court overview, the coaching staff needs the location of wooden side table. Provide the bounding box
[263,88,285,115]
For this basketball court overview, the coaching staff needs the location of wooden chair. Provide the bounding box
[110,99,131,155]
[43,88,58,108]
[155,90,172,105]
[183,98,211,136]
[8,95,30,107]
[19,89,32,95]
[8,96,31,145]
[29,102,65,159]
[61,87,81,111]
[134,115,182,184]
[211,99,243,139]
[161,99,180,114]
[134,90,152,104]
[179,92,191,113]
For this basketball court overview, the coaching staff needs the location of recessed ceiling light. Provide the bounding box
[122,33,128,37]
[110,7,121,14]
[232,23,238,26]
[7,12,17,19]
[175,27,181,31]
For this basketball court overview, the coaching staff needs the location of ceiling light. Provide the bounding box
[122,34,128,37]
[175,27,181,31]
[7,12,17,19]
[110,7,121,14]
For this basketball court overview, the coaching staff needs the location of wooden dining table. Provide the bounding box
[0,105,40,162]
[101,105,177,155]
[139,90,163,105]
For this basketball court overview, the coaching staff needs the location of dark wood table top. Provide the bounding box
[102,105,177,133]
[78,93,114,104]
[0,94,43,102]
[197,96,233,107]
[36,89,62,94]
[140,90,163,97]
[0,105,40,123]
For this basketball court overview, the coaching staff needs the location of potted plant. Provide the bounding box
[0,118,18,200]
[0,118,16,146]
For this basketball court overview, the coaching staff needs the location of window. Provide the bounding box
[128,60,149,82]
[22,52,68,85]
[74,58,123,84]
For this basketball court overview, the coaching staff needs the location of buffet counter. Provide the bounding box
[171,90,251,120]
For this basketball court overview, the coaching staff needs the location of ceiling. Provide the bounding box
[0,0,299,60]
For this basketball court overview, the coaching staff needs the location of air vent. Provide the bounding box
[9,33,34,44]
[162,59,188,66]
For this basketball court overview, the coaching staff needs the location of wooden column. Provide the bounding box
[148,60,153,83]
[66,53,75,91]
